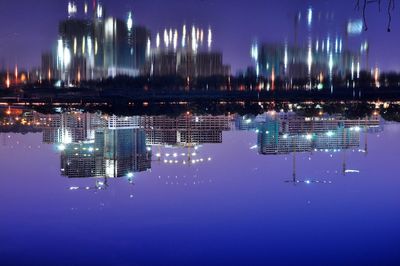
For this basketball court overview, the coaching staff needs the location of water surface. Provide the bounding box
[1,109,400,265]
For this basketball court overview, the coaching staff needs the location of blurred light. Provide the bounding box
[57,39,64,66]
[82,36,86,55]
[96,3,103,19]
[68,1,77,18]
[326,37,330,53]
[164,29,169,48]
[156,33,160,48]
[284,44,288,73]
[329,53,333,75]
[307,7,313,27]
[173,29,178,50]
[63,47,71,68]
[351,60,355,80]
[347,20,363,35]
[58,144,66,151]
[73,37,77,55]
[326,131,334,137]
[127,12,133,31]
[182,25,186,47]
[6,72,10,88]
[251,43,258,62]
[87,36,92,56]
[307,41,312,74]
[207,27,212,49]
[335,37,338,53]
[146,38,151,57]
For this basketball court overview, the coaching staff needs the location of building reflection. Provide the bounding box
[234,111,381,155]
[235,111,383,184]
[33,111,231,187]
[60,128,151,179]
[0,106,388,188]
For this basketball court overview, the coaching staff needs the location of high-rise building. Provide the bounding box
[45,3,151,82]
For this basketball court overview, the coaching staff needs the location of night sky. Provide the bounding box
[0,0,399,72]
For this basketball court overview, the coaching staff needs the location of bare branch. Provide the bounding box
[355,0,396,31]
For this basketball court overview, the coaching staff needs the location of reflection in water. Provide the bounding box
[0,107,384,188]
[30,111,231,189]
[235,111,383,184]
[1,105,400,266]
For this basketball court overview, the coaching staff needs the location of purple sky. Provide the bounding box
[0,0,399,72]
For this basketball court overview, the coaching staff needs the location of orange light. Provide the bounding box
[77,70,81,83]
[271,68,275,90]
[6,72,10,88]
[20,73,27,82]
[319,73,324,83]
[14,64,18,82]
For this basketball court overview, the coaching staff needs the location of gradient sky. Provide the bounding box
[0,0,399,72]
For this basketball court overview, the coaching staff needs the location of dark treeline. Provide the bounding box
[22,71,400,92]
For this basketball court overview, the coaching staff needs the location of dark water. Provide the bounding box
[1,109,400,265]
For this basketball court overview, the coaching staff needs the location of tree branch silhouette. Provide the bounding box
[355,0,396,31]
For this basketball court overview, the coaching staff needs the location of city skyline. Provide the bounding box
[1,0,400,73]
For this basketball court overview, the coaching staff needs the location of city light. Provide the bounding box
[127,12,133,31]
[284,44,288,73]
[68,1,77,18]
[307,41,312,75]
[326,131,334,137]
[251,43,258,62]
[182,25,187,47]
[14,64,18,82]
[164,29,169,48]
[207,27,212,49]
[147,38,151,57]
[307,7,313,27]
[58,144,66,151]
[374,67,380,88]
[173,29,178,50]
[347,19,363,35]
[63,47,71,68]
[6,71,10,88]
[96,3,103,19]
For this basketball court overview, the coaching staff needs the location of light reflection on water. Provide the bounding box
[0,107,400,265]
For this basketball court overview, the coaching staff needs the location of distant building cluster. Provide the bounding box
[142,25,230,77]
[250,6,372,89]
[40,1,230,83]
